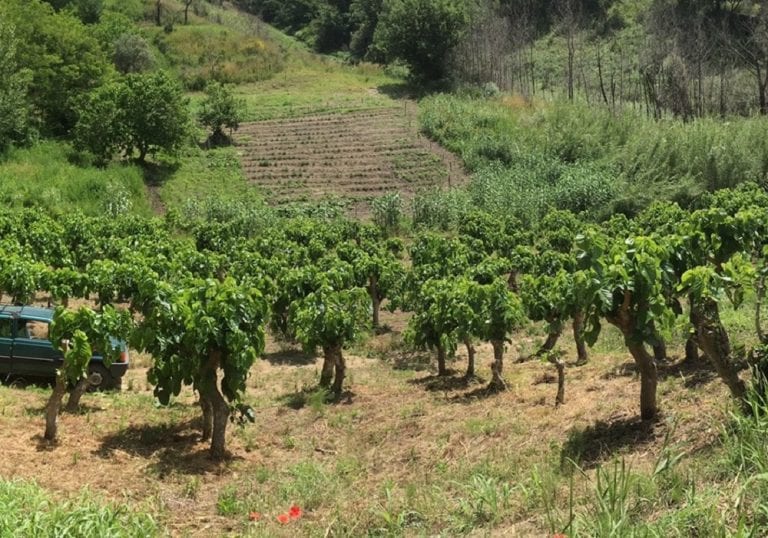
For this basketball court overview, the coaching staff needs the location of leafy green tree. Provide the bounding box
[199,82,244,146]
[349,0,383,60]
[577,233,676,420]
[44,0,103,24]
[74,71,190,164]
[3,0,109,134]
[0,21,32,150]
[93,11,137,51]
[405,278,460,376]
[45,306,132,441]
[374,0,472,81]
[72,81,124,166]
[337,236,404,329]
[476,279,526,391]
[113,33,153,74]
[309,3,350,53]
[290,284,370,396]
[121,71,190,162]
[134,278,268,459]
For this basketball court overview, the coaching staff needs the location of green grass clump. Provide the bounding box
[0,142,151,216]
[0,479,157,537]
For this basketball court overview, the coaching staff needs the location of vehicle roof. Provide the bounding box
[0,305,54,321]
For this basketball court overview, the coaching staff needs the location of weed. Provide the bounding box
[216,485,241,516]
[182,477,201,500]
[452,474,513,531]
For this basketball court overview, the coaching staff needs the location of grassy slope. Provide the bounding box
[0,142,152,217]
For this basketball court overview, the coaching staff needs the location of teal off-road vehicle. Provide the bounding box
[0,305,129,390]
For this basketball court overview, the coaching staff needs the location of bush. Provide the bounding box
[418,93,768,223]
[0,21,33,150]
[374,0,472,82]
[371,192,403,234]
[113,33,153,74]
[3,0,110,134]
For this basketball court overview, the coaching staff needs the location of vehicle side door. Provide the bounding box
[11,318,61,378]
[0,315,12,375]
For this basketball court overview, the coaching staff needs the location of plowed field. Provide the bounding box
[236,106,465,213]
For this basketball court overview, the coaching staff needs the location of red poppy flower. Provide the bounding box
[277,513,290,524]
[248,511,261,522]
[553,534,568,538]
[289,505,302,519]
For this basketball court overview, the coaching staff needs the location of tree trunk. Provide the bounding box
[369,275,380,329]
[566,34,575,101]
[464,338,475,379]
[608,299,657,420]
[155,0,162,26]
[200,392,213,442]
[184,0,191,24]
[690,297,747,404]
[652,338,667,362]
[684,336,699,363]
[436,344,448,376]
[488,339,506,391]
[626,339,657,421]
[137,145,147,164]
[572,311,588,364]
[552,357,565,406]
[44,374,68,441]
[332,346,346,396]
[534,325,562,359]
[202,349,231,460]
[507,271,519,293]
[320,345,337,388]
[597,45,609,106]
[65,372,102,413]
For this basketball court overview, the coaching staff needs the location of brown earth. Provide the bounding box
[235,105,469,216]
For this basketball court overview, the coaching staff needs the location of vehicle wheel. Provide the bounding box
[87,364,118,392]
[9,377,28,390]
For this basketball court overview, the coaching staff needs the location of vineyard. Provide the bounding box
[236,106,464,212]
[1,180,768,534]
[7,0,768,535]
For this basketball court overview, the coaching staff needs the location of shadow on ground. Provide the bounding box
[95,415,233,475]
[140,161,179,187]
[658,358,718,389]
[409,372,486,393]
[262,349,316,366]
[560,414,663,470]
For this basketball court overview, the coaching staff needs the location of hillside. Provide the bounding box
[3,1,768,538]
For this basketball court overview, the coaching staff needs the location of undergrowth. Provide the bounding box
[418,95,768,226]
[0,142,151,217]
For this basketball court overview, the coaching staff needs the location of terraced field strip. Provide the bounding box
[236,106,466,213]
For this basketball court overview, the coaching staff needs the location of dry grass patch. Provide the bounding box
[0,324,734,536]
